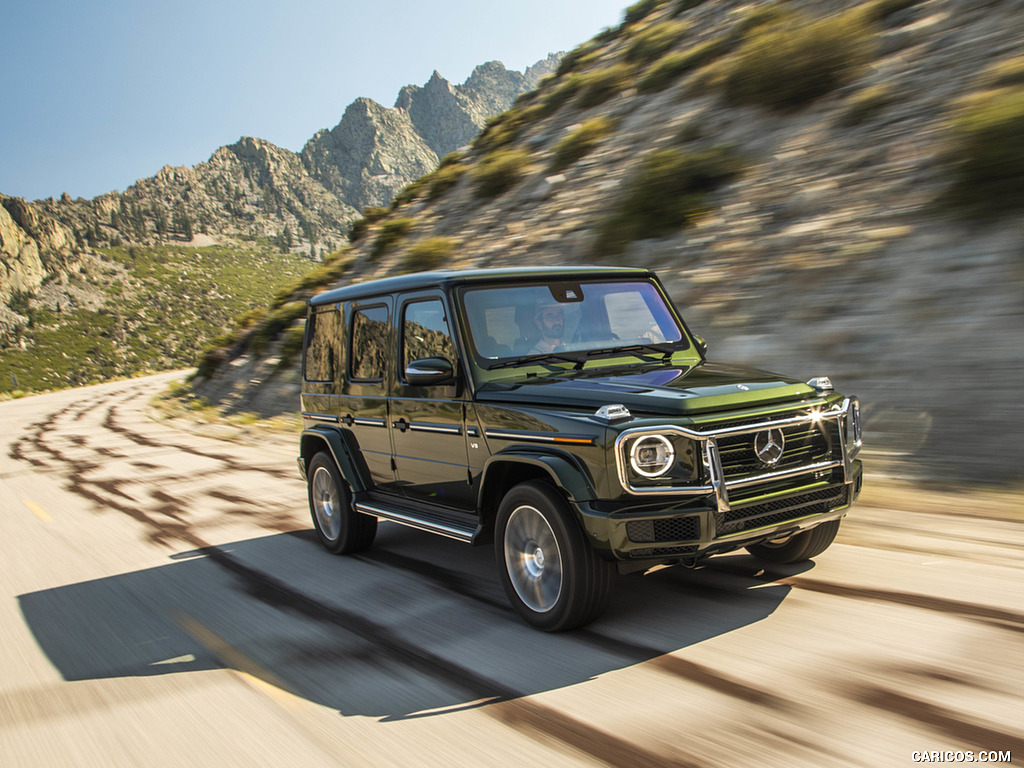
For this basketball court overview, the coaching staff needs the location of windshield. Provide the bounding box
[459,280,688,369]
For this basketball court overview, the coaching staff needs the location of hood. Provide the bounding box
[475,361,816,416]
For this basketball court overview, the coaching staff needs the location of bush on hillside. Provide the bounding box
[672,0,708,15]
[945,86,1024,216]
[473,149,532,199]
[370,218,415,260]
[638,35,734,93]
[402,237,455,273]
[626,21,691,64]
[347,206,388,242]
[721,12,873,110]
[428,163,467,201]
[551,117,617,171]
[978,56,1024,91]
[595,146,745,255]
[575,64,634,108]
[624,0,666,26]
[838,83,895,126]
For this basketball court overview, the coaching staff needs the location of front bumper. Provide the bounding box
[579,459,863,562]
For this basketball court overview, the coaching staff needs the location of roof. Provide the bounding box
[308,265,654,306]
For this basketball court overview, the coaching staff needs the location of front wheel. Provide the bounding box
[495,481,615,631]
[307,452,376,554]
[745,519,840,564]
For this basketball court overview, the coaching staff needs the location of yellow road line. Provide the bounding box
[174,612,301,710]
[22,498,52,523]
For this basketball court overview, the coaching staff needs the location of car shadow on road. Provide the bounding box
[19,524,814,722]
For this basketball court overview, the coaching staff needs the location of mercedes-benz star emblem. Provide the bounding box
[754,429,785,466]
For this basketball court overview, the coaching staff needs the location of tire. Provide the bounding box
[745,519,841,564]
[306,452,376,554]
[495,481,615,631]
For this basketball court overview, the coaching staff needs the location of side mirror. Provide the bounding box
[405,357,455,386]
[694,335,708,355]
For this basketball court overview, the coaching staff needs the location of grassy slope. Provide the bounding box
[0,245,314,395]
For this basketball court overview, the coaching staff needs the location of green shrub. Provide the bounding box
[945,86,1024,216]
[252,300,306,354]
[624,0,666,26]
[626,20,690,64]
[595,146,745,255]
[402,237,455,273]
[439,150,466,167]
[473,149,532,199]
[277,324,306,370]
[858,0,923,24]
[347,206,387,242]
[370,217,415,259]
[557,42,602,77]
[672,0,708,15]
[838,83,895,126]
[390,178,428,208]
[978,56,1024,91]
[722,12,873,110]
[551,117,617,171]
[428,163,467,200]
[735,2,795,36]
[575,64,634,108]
[638,35,735,92]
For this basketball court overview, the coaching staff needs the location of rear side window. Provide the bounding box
[304,309,340,382]
[350,305,389,381]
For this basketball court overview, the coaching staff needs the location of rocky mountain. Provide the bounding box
[195,0,1024,484]
[0,57,560,329]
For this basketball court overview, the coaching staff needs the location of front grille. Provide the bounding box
[717,486,846,535]
[626,516,700,543]
[716,419,837,481]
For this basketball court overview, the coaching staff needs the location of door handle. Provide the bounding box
[392,418,410,432]
[341,414,354,426]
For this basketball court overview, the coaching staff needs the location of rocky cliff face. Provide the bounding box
[0,57,558,318]
[198,0,1024,483]
[304,61,555,210]
[0,195,82,313]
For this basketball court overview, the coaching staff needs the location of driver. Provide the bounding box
[531,303,564,354]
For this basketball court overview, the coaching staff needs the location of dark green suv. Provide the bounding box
[298,267,863,630]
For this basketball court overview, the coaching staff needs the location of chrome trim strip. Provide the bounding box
[466,426,480,437]
[301,412,339,423]
[355,503,474,543]
[485,429,594,445]
[727,460,844,489]
[408,423,462,435]
[353,417,386,427]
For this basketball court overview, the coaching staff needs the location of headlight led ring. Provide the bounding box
[629,435,675,478]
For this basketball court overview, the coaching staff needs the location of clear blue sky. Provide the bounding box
[1,0,630,202]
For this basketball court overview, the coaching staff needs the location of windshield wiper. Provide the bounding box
[487,352,586,371]
[585,343,680,363]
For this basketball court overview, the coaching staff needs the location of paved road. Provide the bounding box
[1,374,1021,767]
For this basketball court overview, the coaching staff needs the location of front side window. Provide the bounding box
[350,305,389,380]
[304,309,340,382]
[402,299,456,372]
[459,280,687,364]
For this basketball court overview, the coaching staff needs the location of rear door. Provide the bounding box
[343,297,399,495]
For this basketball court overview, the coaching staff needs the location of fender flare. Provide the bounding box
[299,427,368,493]
[478,450,597,507]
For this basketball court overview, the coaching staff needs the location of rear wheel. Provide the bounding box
[307,452,376,554]
[495,481,615,631]
[745,519,840,564]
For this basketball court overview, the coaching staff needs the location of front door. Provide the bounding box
[390,292,474,510]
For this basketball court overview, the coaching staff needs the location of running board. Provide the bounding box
[354,501,476,543]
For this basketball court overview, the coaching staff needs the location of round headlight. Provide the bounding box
[629,435,675,478]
